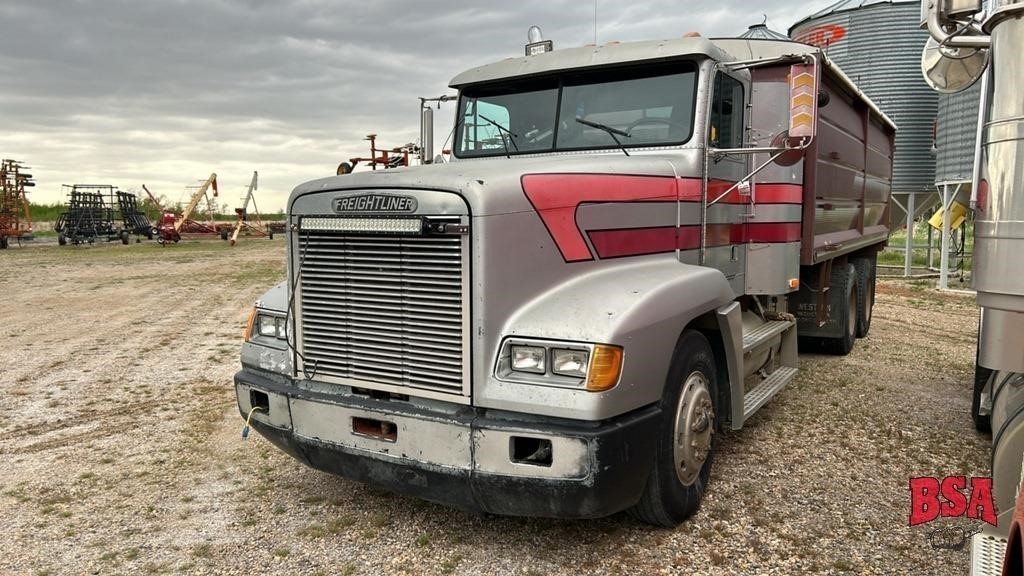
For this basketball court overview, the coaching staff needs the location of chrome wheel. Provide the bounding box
[673,370,714,486]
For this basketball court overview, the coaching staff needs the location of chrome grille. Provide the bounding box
[296,216,468,399]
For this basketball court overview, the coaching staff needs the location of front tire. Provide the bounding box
[630,330,718,527]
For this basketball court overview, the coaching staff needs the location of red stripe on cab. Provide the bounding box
[522,173,803,262]
[589,223,802,259]
[522,174,677,262]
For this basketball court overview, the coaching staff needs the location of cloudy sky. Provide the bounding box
[1,0,838,210]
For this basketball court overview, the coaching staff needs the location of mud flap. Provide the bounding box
[788,264,848,340]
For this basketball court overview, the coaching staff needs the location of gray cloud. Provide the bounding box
[0,0,834,209]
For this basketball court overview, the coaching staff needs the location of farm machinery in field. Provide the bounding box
[149,172,279,246]
[227,171,275,245]
[55,185,153,246]
[151,173,223,245]
[0,159,34,249]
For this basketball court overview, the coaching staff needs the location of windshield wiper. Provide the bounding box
[575,117,631,156]
[479,114,519,158]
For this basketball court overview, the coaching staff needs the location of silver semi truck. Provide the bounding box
[920,0,1024,572]
[236,34,894,526]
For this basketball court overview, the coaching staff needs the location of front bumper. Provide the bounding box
[235,370,659,519]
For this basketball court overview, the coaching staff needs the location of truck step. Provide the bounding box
[970,532,1006,576]
[742,319,794,354]
[742,366,798,421]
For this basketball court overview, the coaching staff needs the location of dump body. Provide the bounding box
[715,39,895,267]
[236,35,893,522]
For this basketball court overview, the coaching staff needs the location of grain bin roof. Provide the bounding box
[739,23,790,40]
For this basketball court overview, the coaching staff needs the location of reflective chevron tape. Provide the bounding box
[789,64,817,139]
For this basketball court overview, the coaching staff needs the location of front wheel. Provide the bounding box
[630,330,718,527]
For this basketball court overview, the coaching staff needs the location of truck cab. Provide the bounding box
[236,35,893,526]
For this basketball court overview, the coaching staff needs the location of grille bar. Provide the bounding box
[295,217,469,399]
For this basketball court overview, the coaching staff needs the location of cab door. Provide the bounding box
[702,71,748,293]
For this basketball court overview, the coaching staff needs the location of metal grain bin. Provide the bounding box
[935,83,982,184]
[934,0,988,186]
[790,1,938,222]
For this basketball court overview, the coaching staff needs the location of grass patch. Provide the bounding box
[439,553,464,575]
[327,516,355,534]
[192,543,212,559]
[297,524,327,539]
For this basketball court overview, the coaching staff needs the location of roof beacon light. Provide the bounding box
[526,26,553,56]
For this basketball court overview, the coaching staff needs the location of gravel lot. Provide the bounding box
[0,240,988,575]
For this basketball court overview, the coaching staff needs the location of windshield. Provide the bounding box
[455,61,697,158]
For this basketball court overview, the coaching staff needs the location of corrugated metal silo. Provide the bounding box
[932,0,988,187]
[790,1,938,223]
[935,83,982,184]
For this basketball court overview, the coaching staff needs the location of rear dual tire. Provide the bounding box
[852,255,876,338]
[817,263,858,356]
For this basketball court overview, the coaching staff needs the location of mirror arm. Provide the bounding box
[926,7,990,47]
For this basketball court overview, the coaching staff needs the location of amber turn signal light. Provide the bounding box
[586,345,624,392]
[244,307,257,342]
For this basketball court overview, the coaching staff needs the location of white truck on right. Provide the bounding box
[921,1,1024,573]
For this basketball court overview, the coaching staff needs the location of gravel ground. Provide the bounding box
[0,240,988,575]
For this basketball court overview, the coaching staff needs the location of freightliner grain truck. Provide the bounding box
[236,33,894,526]
[919,1,1024,572]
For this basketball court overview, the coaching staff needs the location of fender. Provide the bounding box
[475,254,736,421]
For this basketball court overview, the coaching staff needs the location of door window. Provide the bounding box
[709,74,745,148]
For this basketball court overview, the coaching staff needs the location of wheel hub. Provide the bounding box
[673,371,714,486]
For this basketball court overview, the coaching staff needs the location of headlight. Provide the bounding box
[511,345,546,373]
[258,315,278,337]
[497,339,623,392]
[246,309,288,343]
[551,348,589,378]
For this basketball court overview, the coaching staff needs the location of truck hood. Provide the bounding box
[287,152,701,217]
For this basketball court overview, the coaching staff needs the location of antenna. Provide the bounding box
[594,0,598,44]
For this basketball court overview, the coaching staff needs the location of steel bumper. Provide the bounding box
[235,370,659,519]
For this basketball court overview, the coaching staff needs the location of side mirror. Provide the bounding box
[420,107,434,164]
[921,36,989,93]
